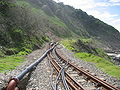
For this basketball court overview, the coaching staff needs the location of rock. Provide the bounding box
[33,57,37,60]
[0,81,2,84]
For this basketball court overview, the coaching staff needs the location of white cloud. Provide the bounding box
[95,2,120,7]
[112,19,120,23]
[96,2,110,7]
[110,19,120,30]
[54,0,120,10]
[87,10,118,21]
[108,0,120,6]
[54,0,96,10]
[109,0,120,2]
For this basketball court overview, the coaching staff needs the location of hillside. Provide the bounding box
[0,0,120,57]
[27,0,120,49]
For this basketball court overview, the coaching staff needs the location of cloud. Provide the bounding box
[54,0,96,10]
[112,19,120,23]
[87,10,118,21]
[109,0,120,2]
[54,0,120,12]
[96,2,120,7]
[110,19,120,30]
[58,0,110,10]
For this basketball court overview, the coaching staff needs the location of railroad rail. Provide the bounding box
[4,42,120,90]
[48,43,119,90]
[55,49,118,90]
[48,51,84,90]
[5,43,58,90]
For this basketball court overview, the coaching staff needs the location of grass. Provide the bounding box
[80,38,93,44]
[16,1,31,7]
[16,0,66,26]
[0,1,16,7]
[74,52,120,78]
[16,0,46,16]
[0,56,25,73]
[61,39,120,78]
[49,16,67,27]
[60,39,76,50]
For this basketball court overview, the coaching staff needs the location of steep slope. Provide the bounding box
[0,0,72,56]
[27,0,120,49]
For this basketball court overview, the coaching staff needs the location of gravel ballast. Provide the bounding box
[0,44,52,90]
[0,44,120,89]
[58,45,120,89]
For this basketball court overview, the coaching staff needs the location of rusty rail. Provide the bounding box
[55,49,119,90]
[48,51,84,90]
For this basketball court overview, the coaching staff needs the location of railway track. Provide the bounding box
[4,42,119,90]
[48,51,84,90]
[48,43,119,90]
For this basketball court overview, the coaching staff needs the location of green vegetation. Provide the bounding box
[75,53,120,78]
[16,1,31,7]
[49,16,67,27]
[17,48,32,55]
[31,8,45,15]
[0,1,16,7]
[0,51,4,57]
[3,27,49,55]
[61,39,120,78]
[60,39,76,50]
[0,56,25,73]
[95,48,110,59]
[80,38,93,44]
[0,0,120,76]
[17,1,46,15]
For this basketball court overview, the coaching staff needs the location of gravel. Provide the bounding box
[0,44,120,90]
[58,45,120,89]
[0,44,52,90]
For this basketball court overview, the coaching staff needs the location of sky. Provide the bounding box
[53,0,120,32]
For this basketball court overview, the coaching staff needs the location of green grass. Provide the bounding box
[60,39,76,50]
[0,56,25,73]
[0,1,16,7]
[49,16,67,27]
[16,1,46,15]
[16,1,31,7]
[17,1,67,27]
[0,51,5,57]
[80,38,92,44]
[61,39,120,78]
[74,52,120,78]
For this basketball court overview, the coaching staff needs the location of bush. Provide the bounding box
[0,51,4,57]
[17,51,28,55]
[17,48,32,55]
[60,39,76,50]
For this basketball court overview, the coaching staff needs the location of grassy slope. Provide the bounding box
[17,1,67,28]
[60,39,76,50]
[61,39,120,78]
[75,53,120,78]
[0,1,50,55]
[0,56,24,73]
[0,0,67,73]
[49,16,67,27]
